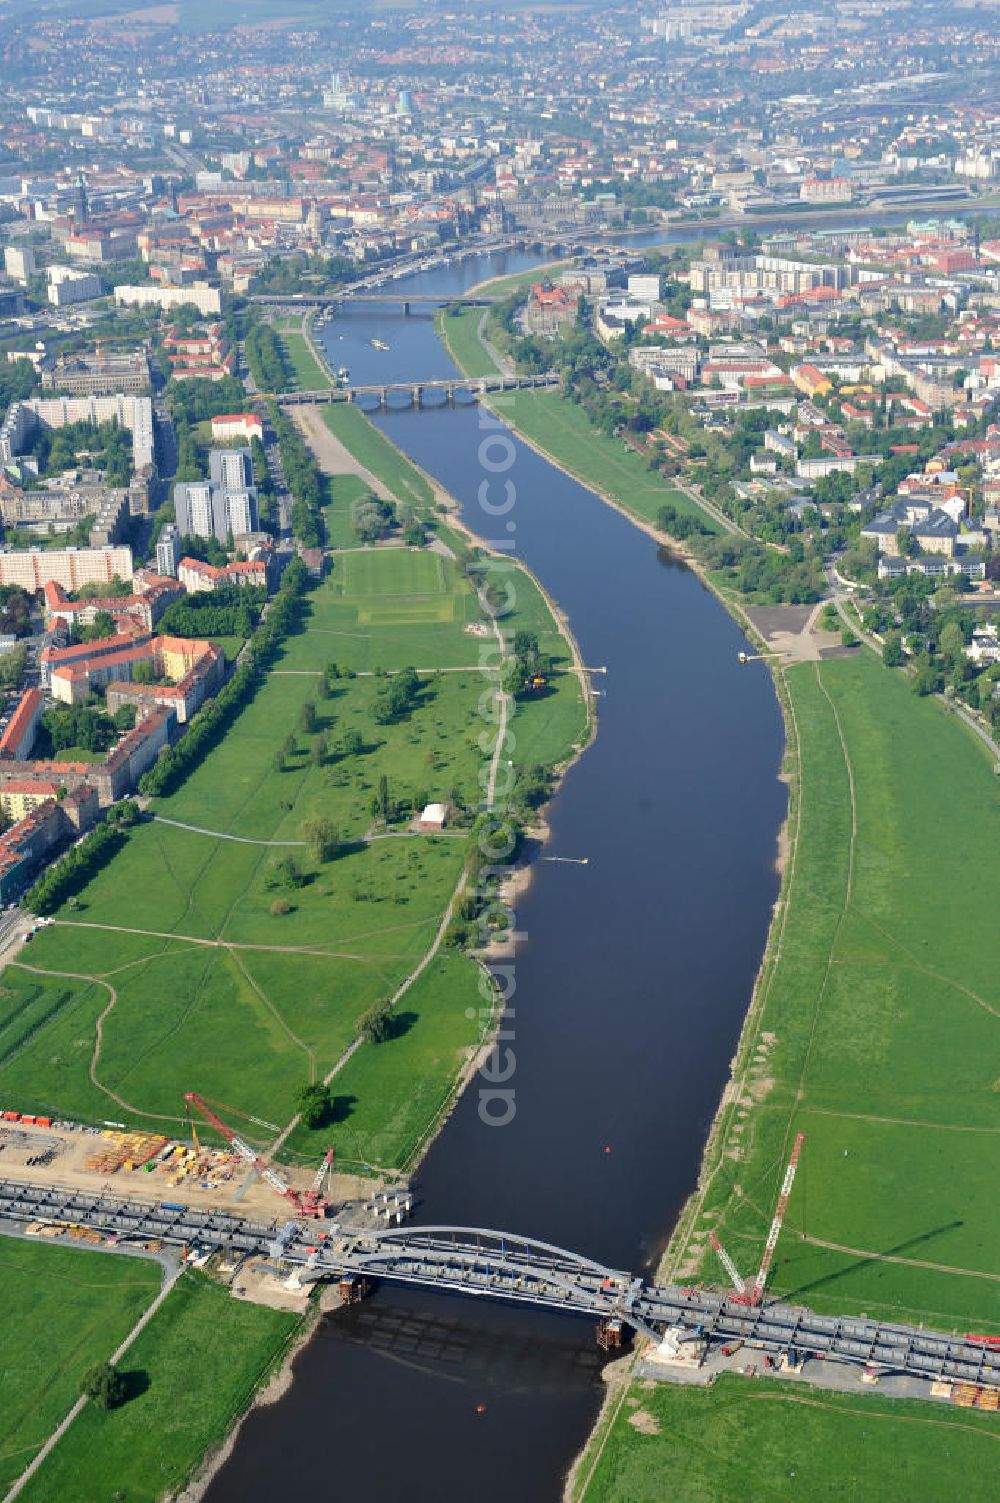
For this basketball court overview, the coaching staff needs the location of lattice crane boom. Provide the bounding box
[710,1231,747,1296]
[749,1131,805,1305]
[183,1093,328,1218]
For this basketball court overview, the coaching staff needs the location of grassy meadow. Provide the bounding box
[436,306,502,378]
[577,1375,1000,1503]
[276,325,330,391]
[0,1240,161,1493]
[674,650,1000,1332]
[18,1271,298,1503]
[480,389,717,532]
[321,402,436,512]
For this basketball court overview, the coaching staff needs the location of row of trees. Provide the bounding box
[139,558,308,799]
[23,801,140,916]
[245,325,291,392]
[268,403,324,548]
[445,812,523,951]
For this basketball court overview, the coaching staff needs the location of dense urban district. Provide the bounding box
[0,0,996,1500]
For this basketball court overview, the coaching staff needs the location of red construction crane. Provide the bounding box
[711,1132,805,1307]
[183,1093,329,1219]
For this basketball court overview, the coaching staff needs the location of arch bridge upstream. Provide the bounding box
[2,1177,1000,1396]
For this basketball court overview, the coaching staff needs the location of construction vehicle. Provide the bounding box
[183,1093,329,1218]
[711,1133,805,1306]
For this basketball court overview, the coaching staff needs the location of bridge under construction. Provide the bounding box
[2,1176,998,1398]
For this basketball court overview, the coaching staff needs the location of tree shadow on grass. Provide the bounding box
[384,1009,417,1042]
[118,1369,151,1405]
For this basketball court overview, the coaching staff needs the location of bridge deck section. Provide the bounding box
[2,1178,996,1392]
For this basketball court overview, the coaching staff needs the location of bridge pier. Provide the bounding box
[413,385,422,407]
[402,301,410,317]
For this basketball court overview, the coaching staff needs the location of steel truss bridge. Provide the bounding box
[277,371,559,408]
[3,1177,999,1392]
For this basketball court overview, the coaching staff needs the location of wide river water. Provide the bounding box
[207,246,787,1501]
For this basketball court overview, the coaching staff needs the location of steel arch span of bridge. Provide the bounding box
[310,1222,658,1339]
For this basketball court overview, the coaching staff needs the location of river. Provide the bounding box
[206,248,787,1502]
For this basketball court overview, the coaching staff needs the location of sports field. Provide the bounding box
[0,1240,160,1493]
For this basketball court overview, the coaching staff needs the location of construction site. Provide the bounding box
[1,1113,999,1424]
[0,1096,361,1225]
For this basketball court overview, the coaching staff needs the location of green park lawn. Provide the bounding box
[18,1271,298,1503]
[277,327,330,391]
[578,1375,1000,1503]
[0,1240,161,1494]
[487,390,719,532]
[436,306,502,378]
[675,649,1000,1333]
[0,414,584,1175]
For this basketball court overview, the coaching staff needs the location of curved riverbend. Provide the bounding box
[205,250,786,1503]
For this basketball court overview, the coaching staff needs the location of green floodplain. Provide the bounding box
[437,315,720,538]
[0,1240,296,1501]
[575,647,1000,1501]
[0,403,586,1499]
[0,412,584,1172]
[14,1262,297,1503]
[439,276,1000,1501]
